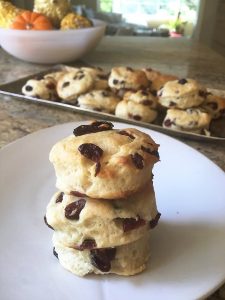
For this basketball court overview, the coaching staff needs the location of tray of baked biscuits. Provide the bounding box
[0,64,225,142]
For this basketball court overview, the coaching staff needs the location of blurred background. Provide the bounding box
[12,0,224,57]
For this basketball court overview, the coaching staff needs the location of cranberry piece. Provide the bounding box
[142,99,153,106]
[178,78,188,85]
[126,67,134,72]
[169,101,176,107]
[132,115,142,121]
[149,212,161,229]
[131,153,144,169]
[113,79,119,85]
[90,248,116,272]
[25,85,33,91]
[78,143,103,163]
[70,191,87,197]
[46,83,55,90]
[78,74,85,80]
[53,247,58,259]
[164,119,173,127]
[55,192,64,203]
[64,199,86,220]
[62,81,70,88]
[44,215,54,230]
[198,90,207,98]
[95,161,101,176]
[141,145,159,159]
[75,239,97,250]
[73,121,113,136]
[122,216,146,232]
[118,130,135,139]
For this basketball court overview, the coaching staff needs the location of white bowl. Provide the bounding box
[0,19,105,64]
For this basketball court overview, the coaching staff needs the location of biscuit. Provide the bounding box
[142,68,178,93]
[57,69,95,103]
[46,183,160,248]
[163,108,211,134]
[115,100,158,123]
[123,89,158,108]
[22,77,58,101]
[158,78,207,109]
[201,93,225,119]
[49,123,160,199]
[77,90,120,114]
[108,67,149,91]
[53,232,151,276]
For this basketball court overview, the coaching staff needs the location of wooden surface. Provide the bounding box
[0,36,225,299]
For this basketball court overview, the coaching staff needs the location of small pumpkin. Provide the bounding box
[10,11,54,30]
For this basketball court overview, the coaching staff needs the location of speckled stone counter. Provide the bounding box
[0,37,225,299]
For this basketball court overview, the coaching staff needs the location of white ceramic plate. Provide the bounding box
[0,121,225,300]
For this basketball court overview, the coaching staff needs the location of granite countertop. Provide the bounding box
[0,36,225,299]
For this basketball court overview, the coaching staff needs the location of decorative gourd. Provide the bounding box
[33,0,72,28]
[10,11,54,30]
[0,1,24,28]
[60,12,93,30]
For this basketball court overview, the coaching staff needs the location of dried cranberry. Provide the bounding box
[199,90,207,98]
[78,143,103,163]
[178,78,188,85]
[44,215,54,230]
[70,191,87,197]
[78,74,85,80]
[90,248,116,272]
[164,119,173,127]
[149,212,161,229]
[25,85,33,91]
[73,121,113,136]
[128,113,141,121]
[55,192,64,203]
[118,130,135,139]
[141,145,159,158]
[122,216,146,232]
[126,67,134,72]
[46,83,55,90]
[62,81,70,88]
[142,100,153,106]
[131,153,144,169]
[95,161,101,176]
[169,101,176,107]
[64,199,86,220]
[53,247,58,259]
[133,115,142,121]
[75,239,97,250]
[113,79,119,85]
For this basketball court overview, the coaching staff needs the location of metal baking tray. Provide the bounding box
[0,64,225,142]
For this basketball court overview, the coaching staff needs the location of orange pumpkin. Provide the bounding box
[10,11,54,30]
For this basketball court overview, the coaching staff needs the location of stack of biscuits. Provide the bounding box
[45,120,161,277]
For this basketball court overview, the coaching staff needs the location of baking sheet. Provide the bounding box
[0,64,224,142]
